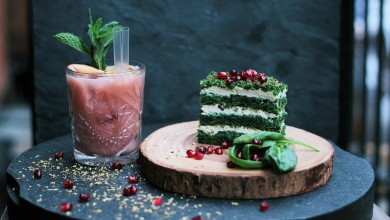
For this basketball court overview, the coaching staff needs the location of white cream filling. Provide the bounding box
[198,125,265,134]
[199,123,285,135]
[201,105,277,118]
[200,86,287,102]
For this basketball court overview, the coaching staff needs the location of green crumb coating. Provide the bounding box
[197,130,244,145]
[200,94,287,115]
[199,112,287,132]
[200,71,288,96]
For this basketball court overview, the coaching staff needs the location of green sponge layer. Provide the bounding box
[199,112,287,132]
[200,94,287,115]
[197,130,244,145]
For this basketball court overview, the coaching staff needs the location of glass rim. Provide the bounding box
[65,59,145,77]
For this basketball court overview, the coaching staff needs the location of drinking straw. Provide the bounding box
[113,27,130,73]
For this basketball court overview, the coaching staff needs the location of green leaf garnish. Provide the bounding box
[229,131,319,172]
[54,9,121,70]
[53,32,90,55]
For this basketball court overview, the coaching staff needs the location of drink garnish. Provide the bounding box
[53,9,121,71]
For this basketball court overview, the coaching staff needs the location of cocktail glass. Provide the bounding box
[65,60,145,166]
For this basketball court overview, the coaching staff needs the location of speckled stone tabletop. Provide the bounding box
[6,132,375,220]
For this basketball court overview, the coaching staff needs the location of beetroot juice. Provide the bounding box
[66,61,145,166]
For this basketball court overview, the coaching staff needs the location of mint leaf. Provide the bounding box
[94,18,103,34]
[88,10,121,70]
[97,21,120,38]
[55,9,121,70]
[53,32,90,55]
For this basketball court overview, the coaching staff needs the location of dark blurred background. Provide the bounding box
[0,0,389,217]
[0,0,32,216]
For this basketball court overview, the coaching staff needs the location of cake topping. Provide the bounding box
[128,176,140,184]
[206,146,214,154]
[260,201,269,212]
[229,70,237,76]
[226,161,236,168]
[33,169,42,179]
[194,151,204,160]
[79,193,90,203]
[55,151,64,160]
[111,163,123,170]
[216,69,265,83]
[195,146,207,154]
[186,149,196,158]
[63,180,74,189]
[220,141,229,149]
[152,197,163,206]
[215,147,223,155]
[60,202,73,212]
[123,185,137,196]
[200,69,287,96]
[216,72,228,79]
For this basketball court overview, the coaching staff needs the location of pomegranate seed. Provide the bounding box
[236,75,242,81]
[33,169,42,179]
[246,70,253,78]
[60,202,73,212]
[236,152,242,158]
[260,201,269,212]
[111,163,123,170]
[63,180,73,189]
[216,72,228,79]
[79,193,90,202]
[215,147,223,155]
[246,69,258,78]
[194,152,204,160]
[123,185,137,196]
[152,197,163,206]
[186,149,196,158]
[128,176,139,184]
[229,70,237,76]
[55,151,64,160]
[259,75,267,84]
[225,78,232,87]
[195,146,207,154]
[221,141,229,149]
[252,139,263,145]
[230,75,237,81]
[206,146,214,154]
[260,73,266,76]
[227,161,236,168]
[251,154,259,161]
[239,71,247,80]
[192,216,202,220]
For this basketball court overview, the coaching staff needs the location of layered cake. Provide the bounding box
[198,69,288,145]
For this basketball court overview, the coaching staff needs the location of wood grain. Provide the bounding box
[139,121,334,199]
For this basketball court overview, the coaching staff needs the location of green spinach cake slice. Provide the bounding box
[198,70,288,145]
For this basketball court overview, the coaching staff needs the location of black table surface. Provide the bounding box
[5,124,377,219]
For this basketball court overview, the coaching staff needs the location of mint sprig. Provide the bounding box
[53,9,121,70]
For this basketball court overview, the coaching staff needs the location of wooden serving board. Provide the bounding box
[139,121,334,199]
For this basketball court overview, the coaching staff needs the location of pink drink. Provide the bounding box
[66,62,145,166]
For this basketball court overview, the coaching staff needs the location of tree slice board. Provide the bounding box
[139,121,334,199]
